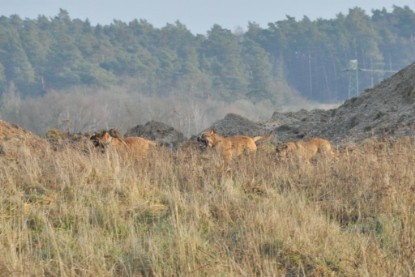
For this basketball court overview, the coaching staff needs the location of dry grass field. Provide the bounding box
[0,134,414,276]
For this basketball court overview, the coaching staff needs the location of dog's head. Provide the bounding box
[90,130,113,149]
[108,128,123,139]
[275,142,289,159]
[197,129,217,148]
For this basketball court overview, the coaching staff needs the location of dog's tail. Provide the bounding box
[253,136,263,142]
[253,133,273,144]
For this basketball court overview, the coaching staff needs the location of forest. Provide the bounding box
[0,6,415,135]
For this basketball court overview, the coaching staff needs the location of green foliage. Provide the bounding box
[0,7,414,102]
[242,39,273,100]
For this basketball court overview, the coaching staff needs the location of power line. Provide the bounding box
[344,59,398,98]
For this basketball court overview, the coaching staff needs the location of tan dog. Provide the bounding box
[197,129,260,162]
[253,133,276,154]
[276,137,335,162]
[91,129,157,157]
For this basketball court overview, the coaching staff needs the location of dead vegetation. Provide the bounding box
[0,119,414,276]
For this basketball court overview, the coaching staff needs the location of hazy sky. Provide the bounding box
[1,0,414,34]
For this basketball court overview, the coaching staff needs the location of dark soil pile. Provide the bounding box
[217,61,415,145]
[125,120,187,148]
[0,120,50,160]
[311,62,415,144]
[204,113,269,137]
[263,109,332,142]
[45,129,95,153]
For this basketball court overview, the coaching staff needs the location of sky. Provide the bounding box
[1,0,415,35]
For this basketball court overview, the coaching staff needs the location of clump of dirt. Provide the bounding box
[204,113,268,137]
[45,129,95,153]
[254,62,415,145]
[262,109,333,142]
[311,62,415,144]
[125,120,186,149]
[0,120,50,160]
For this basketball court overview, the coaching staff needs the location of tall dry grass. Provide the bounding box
[0,137,414,276]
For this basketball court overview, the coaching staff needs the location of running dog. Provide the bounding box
[197,129,260,162]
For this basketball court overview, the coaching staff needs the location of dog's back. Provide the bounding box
[277,137,334,161]
[216,135,257,161]
[119,137,157,156]
[198,129,258,162]
[92,130,157,157]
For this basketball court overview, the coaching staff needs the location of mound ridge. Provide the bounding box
[0,119,50,159]
[312,62,415,143]
[206,113,268,137]
[250,61,415,144]
[125,120,186,148]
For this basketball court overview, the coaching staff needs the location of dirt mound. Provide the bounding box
[205,113,268,137]
[125,120,186,148]
[312,63,415,143]
[264,109,333,142]
[0,120,50,159]
[258,62,415,145]
[45,129,95,153]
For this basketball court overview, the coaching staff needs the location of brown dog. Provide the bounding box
[276,137,335,162]
[91,129,157,157]
[197,129,260,162]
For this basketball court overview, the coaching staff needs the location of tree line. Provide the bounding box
[0,6,415,104]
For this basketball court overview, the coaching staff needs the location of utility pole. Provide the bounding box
[345,59,359,98]
[344,59,397,99]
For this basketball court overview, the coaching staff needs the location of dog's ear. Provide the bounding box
[210,129,216,134]
[275,142,285,151]
[90,133,97,140]
[109,128,122,138]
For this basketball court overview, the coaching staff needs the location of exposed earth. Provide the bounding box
[0,120,50,160]
[125,120,186,149]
